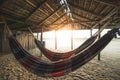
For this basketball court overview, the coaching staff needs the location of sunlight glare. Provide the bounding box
[57,30,72,39]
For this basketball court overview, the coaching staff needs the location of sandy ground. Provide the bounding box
[0,38,120,80]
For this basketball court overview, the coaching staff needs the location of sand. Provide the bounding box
[0,38,120,80]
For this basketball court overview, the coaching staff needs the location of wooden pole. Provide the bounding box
[28,34,29,50]
[90,29,92,37]
[37,33,39,40]
[98,24,101,61]
[41,27,43,44]
[55,30,57,49]
[40,27,43,58]
[71,29,73,50]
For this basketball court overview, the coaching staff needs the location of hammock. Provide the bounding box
[34,35,97,61]
[8,28,119,77]
[29,28,99,61]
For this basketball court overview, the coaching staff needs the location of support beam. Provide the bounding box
[45,2,64,21]
[72,12,98,22]
[0,12,25,24]
[37,33,39,39]
[25,0,47,20]
[50,13,66,25]
[90,29,92,37]
[94,0,118,7]
[55,30,57,49]
[72,16,90,28]
[37,5,64,27]
[40,27,43,43]
[68,2,103,18]
[98,24,101,61]
[28,34,30,50]
[71,29,73,50]
[0,0,7,7]
[92,7,119,29]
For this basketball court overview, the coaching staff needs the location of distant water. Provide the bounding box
[43,38,88,52]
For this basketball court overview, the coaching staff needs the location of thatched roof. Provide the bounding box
[0,0,120,32]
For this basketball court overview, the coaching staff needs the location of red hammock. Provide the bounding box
[35,34,97,61]
[9,28,119,77]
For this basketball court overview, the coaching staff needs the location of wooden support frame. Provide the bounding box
[98,24,101,61]
[38,5,64,26]
[71,29,73,50]
[90,29,92,37]
[94,0,117,7]
[50,13,66,25]
[0,12,25,24]
[0,0,7,7]
[92,7,119,29]
[72,12,98,22]
[40,27,43,43]
[72,17,90,28]
[37,33,39,39]
[55,30,57,49]
[25,0,47,20]
[28,33,30,50]
[68,2,103,18]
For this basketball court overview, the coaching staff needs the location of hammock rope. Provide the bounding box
[8,28,119,77]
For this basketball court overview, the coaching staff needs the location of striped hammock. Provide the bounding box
[35,34,97,61]
[8,28,119,77]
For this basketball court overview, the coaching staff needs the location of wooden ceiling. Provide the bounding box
[0,0,120,32]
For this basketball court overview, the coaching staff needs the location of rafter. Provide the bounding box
[25,0,47,20]
[76,23,89,29]
[94,0,118,7]
[50,13,66,25]
[38,5,64,25]
[73,17,91,27]
[92,7,119,29]
[72,12,98,22]
[0,0,7,7]
[0,12,25,24]
[68,2,103,18]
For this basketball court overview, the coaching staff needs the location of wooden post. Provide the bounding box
[0,32,3,52]
[98,24,101,61]
[55,30,57,49]
[40,27,43,58]
[41,27,43,44]
[37,33,39,40]
[71,29,73,50]
[90,29,92,37]
[28,33,29,50]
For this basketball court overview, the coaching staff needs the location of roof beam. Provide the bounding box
[25,0,47,20]
[31,5,64,30]
[0,12,25,24]
[68,2,103,18]
[92,7,119,29]
[0,0,7,7]
[73,17,91,28]
[72,12,98,22]
[50,13,66,25]
[94,0,118,7]
[78,23,89,29]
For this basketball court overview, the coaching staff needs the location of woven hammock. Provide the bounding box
[30,26,110,61]
[35,35,97,61]
[8,28,119,77]
[29,24,110,61]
